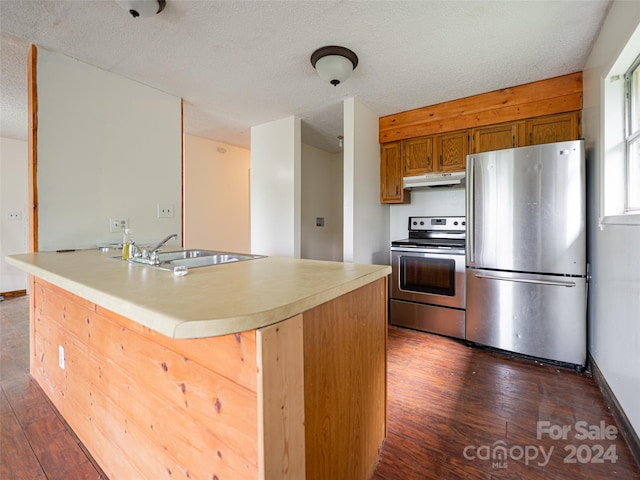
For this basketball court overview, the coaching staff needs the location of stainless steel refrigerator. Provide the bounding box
[465,140,587,367]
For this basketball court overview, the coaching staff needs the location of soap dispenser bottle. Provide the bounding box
[122,228,133,261]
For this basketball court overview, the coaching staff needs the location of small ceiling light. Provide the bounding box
[116,0,166,18]
[310,46,358,86]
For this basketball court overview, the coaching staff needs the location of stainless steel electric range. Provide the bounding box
[390,216,466,339]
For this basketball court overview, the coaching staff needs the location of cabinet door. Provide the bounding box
[380,142,409,204]
[472,122,522,153]
[526,112,580,145]
[436,130,469,172]
[403,136,433,176]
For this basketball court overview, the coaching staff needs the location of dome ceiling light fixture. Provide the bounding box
[116,0,166,18]
[310,46,359,86]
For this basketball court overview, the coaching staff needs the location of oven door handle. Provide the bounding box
[474,273,576,288]
[391,248,466,256]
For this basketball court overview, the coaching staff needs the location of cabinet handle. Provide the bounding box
[512,135,515,147]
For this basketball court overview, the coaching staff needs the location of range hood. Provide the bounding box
[403,171,466,189]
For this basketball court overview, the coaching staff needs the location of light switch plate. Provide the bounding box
[109,217,128,233]
[157,204,175,218]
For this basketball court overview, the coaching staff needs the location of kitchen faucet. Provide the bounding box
[151,233,178,253]
[129,233,178,265]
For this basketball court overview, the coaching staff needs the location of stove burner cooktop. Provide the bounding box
[392,216,466,251]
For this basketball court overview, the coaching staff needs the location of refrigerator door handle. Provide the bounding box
[466,156,474,265]
[474,273,576,288]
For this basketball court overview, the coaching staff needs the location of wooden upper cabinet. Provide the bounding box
[403,136,433,176]
[381,131,468,203]
[470,112,581,153]
[380,142,409,204]
[436,130,469,172]
[472,122,524,153]
[403,131,468,176]
[378,72,584,203]
[526,112,581,145]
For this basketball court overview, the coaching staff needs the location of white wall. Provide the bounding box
[37,48,182,251]
[183,135,250,252]
[301,143,343,261]
[0,137,28,292]
[343,98,389,265]
[250,116,301,257]
[583,1,640,438]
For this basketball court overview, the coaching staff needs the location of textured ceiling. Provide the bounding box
[0,0,611,153]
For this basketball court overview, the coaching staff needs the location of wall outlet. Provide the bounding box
[58,345,65,370]
[109,217,128,233]
[7,211,22,221]
[157,204,175,218]
[316,217,325,227]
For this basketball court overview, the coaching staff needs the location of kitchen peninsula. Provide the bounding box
[6,249,390,480]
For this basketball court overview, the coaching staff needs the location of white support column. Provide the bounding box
[250,116,301,257]
[343,98,389,265]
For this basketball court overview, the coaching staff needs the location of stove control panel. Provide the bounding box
[408,216,466,231]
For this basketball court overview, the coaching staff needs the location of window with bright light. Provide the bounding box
[625,55,640,212]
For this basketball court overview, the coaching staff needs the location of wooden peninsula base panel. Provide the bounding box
[29,277,387,480]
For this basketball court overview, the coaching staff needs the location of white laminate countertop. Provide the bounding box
[6,249,391,339]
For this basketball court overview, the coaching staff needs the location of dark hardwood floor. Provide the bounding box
[375,326,640,480]
[1,295,107,480]
[2,295,639,479]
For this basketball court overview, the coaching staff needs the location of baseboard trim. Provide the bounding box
[0,289,27,300]
[590,354,640,469]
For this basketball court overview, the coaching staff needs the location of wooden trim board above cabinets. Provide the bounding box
[379,72,583,204]
[379,72,582,144]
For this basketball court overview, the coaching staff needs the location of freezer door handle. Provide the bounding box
[466,156,475,264]
[474,273,576,288]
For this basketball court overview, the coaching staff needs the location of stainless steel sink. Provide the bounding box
[156,250,219,262]
[128,249,265,270]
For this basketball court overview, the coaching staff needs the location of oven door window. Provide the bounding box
[399,255,455,296]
